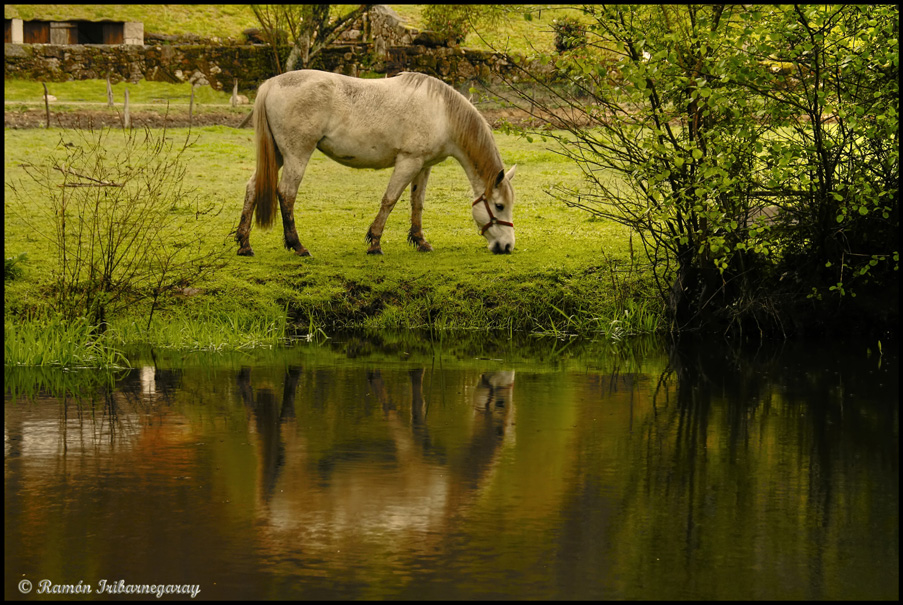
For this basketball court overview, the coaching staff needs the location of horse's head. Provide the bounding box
[473,371,516,438]
[473,166,516,254]
[473,371,515,412]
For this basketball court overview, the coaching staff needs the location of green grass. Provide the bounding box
[4,121,660,365]
[108,305,291,353]
[4,314,129,369]
[4,4,260,41]
[4,4,580,55]
[1,5,662,366]
[4,77,245,116]
[4,77,237,104]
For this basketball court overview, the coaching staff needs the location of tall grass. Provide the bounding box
[530,297,661,340]
[4,314,129,369]
[109,305,289,352]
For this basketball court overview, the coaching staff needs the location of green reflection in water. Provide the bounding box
[4,333,898,600]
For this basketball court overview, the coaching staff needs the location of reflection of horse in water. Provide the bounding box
[367,368,515,494]
[473,370,516,425]
[235,366,515,554]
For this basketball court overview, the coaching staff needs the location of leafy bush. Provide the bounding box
[422,5,471,44]
[552,16,586,52]
[6,126,228,334]
[5,253,27,281]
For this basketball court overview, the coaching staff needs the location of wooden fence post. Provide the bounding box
[42,82,50,128]
[189,84,195,127]
[124,88,130,129]
[231,78,239,107]
[107,70,114,107]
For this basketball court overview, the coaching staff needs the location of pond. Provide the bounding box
[5,332,898,600]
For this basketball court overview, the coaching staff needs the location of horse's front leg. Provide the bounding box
[236,176,256,256]
[366,158,424,255]
[407,167,433,252]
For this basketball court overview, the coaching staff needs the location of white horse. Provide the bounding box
[235,70,517,256]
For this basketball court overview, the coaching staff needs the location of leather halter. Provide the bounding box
[472,193,514,235]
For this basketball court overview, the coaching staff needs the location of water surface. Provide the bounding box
[5,334,898,600]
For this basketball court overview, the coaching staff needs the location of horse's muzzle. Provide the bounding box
[491,242,513,255]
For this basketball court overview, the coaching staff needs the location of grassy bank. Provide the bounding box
[4,122,660,367]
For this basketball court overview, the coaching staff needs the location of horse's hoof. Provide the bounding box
[418,243,434,252]
[367,248,384,255]
[237,248,254,257]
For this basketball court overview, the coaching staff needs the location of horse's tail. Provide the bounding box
[253,81,278,229]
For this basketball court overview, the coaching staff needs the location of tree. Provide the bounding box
[485,5,897,336]
[251,4,373,73]
[733,5,898,321]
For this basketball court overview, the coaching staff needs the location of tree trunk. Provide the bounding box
[284,34,310,71]
[285,45,301,71]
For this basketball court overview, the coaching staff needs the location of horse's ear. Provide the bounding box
[494,165,517,188]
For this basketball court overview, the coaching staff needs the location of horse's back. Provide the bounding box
[261,70,454,169]
[260,70,338,123]
[264,70,442,118]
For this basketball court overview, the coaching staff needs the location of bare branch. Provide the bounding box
[54,165,123,187]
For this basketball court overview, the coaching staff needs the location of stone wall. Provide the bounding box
[4,42,279,90]
[320,43,533,88]
[4,5,553,92]
[5,40,549,92]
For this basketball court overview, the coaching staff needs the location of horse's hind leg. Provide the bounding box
[278,150,315,256]
[407,167,433,252]
[236,175,257,256]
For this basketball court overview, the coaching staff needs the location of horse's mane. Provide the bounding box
[396,72,503,188]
